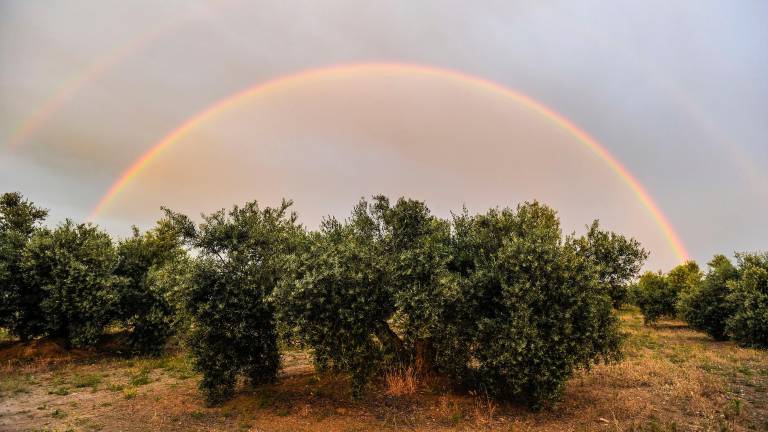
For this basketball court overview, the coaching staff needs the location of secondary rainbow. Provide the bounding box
[89,62,689,262]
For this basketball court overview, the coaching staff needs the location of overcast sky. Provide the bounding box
[1,0,766,270]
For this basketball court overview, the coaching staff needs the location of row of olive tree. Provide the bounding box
[633,255,768,348]
[1,192,649,409]
[0,192,182,352]
[162,196,648,407]
[273,198,646,406]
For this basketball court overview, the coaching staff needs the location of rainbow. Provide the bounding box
[5,1,227,149]
[89,62,689,262]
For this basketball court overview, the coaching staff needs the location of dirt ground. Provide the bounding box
[1,309,767,432]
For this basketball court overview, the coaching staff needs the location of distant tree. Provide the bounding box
[0,192,48,340]
[667,261,702,297]
[114,219,186,354]
[678,255,738,340]
[635,261,701,324]
[22,221,125,347]
[726,253,768,348]
[165,200,302,404]
[576,221,648,308]
[634,272,673,324]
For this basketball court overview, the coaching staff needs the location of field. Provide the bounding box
[1,309,766,432]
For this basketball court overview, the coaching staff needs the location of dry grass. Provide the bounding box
[384,366,418,396]
[1,309,767,431]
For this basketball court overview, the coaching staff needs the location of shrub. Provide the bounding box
[114,220,185,354]
[577,221,648,308]
[278,197,458,397]
[635,261,700,324]
[22,220,125,347]
[634,272,672,324]
[441,203,625,408]
[726,253,768,348]
[678,255,738,340]
[277,202,394,398]
[280,199,636,408]
[166,200,302,404]
[0,192,48,340]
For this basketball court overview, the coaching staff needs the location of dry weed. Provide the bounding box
[384,365,418,396]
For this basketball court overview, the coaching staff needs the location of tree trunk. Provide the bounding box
[374,321,406,362]
[414,338,436,374]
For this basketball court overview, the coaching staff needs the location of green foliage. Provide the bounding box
[378,197,453,369]
[22,220,125,347]
[277,200,394,397]
[278,197,460,397]
[114,220,186,354]
[439,203,624,408]
[577,221,648,308]
[167,200,302,404]
[280,199,632,407]
[667,261,702,297]
[0,192,48,340]
[1,191,650,407]
[678,255,738,340]
[635,261,700,324]
[726,253,768,348]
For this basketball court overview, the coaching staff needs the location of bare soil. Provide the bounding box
[1,309,767,432]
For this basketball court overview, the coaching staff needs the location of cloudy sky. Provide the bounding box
[1,0,766,270]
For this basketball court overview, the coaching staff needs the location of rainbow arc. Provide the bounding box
[89,63,689,263]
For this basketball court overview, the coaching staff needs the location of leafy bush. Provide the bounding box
[278,197,456,397]
[278,216,390,397]
[440,203,625,408]
[577,221,648,308]
[114,220,185,354]
[166,200,302,404]
[634,261,700,324]
[22,220,125,347]
[0,192,48,340]
[726,253,768,348]
[280,198,636,408]
[678,255,738,340]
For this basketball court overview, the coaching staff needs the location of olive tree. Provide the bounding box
[635,261,701,324]
[22,221,125,347]
[165,200,302,404]
[0,192,48,340]
[441,203,625,408]
[577,221,648,308]
[678,255,738,340]
[279,198,636,408]
[277,200,395,397]
[114,219,186,354]
[726,253,768,348]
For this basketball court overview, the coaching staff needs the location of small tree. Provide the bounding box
[277,201,395,397]
[114,219,186,354]
[0,192,48,340]
[635,261,700,324]
[634,271,672,324]
[373,197,453,371]
[22,221,125,347]
[726,253,768,348]
[667,261,702,298]
[442,203,624,408]
[280,198,636,407]
[678,255,738,340]
[577,221,648,308]
[166,200,302,404]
